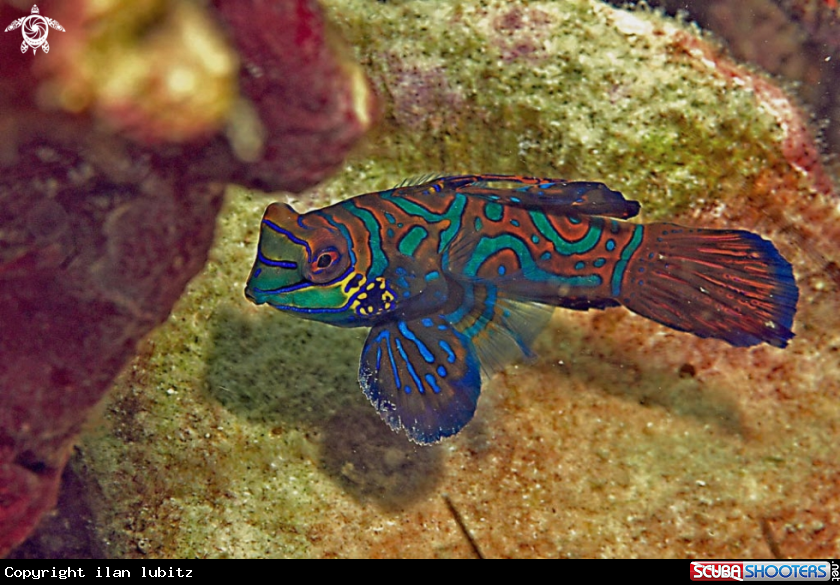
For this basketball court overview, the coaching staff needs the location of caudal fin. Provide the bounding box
[618,224,798,348]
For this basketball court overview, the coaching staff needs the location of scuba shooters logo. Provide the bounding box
[690,561,836,581]
[692,563,745,582]
[4,4,65,55]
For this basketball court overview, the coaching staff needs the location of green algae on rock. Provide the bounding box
[329,0,790,220]
[73,0,839,558]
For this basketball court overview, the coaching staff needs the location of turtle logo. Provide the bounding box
[4,5,65,55]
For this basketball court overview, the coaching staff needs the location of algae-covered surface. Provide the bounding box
[74,0,839,557]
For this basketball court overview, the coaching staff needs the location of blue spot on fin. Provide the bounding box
[359,316,481,444]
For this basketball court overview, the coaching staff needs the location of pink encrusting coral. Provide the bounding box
[0,0,373,556]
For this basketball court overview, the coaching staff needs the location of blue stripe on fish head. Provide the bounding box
[245,203,308,305]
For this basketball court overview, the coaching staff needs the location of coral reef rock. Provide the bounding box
[0,0,372,556]
[60,0,840,558]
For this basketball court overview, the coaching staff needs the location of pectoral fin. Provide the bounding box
[359,280,554,444]
[359,316,481,444]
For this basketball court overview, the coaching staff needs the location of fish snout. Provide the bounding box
[244,285,262,305]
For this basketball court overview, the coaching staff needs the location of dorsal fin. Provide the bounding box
[393,173,448,188]
[390,175,640,218]
[453,175,640,219]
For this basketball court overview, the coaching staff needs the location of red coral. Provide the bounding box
[215,0,375,192]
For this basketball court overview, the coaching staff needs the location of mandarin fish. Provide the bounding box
[244,175,798,444]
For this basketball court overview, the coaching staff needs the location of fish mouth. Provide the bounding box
[244,277,314,306]
[244,286,261,304]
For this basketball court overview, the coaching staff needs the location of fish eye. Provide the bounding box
[305,246,347,283]
[316,252,335,268]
